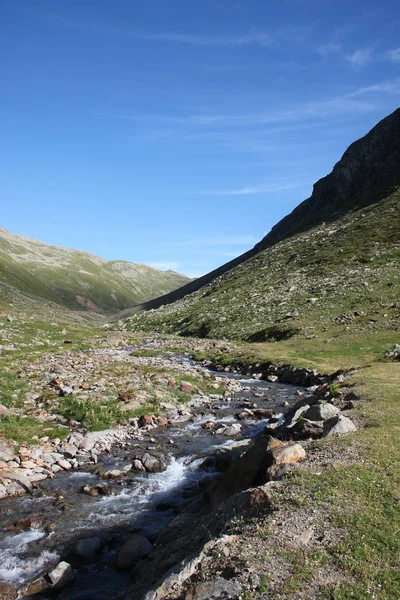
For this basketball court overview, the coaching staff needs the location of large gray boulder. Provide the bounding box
[76,536,101,558]
[116,535,153,570]
[304,402,339,421]
[323,415,357,437]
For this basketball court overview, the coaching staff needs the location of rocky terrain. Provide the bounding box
[0,227,189,314]
[0,324,363,600]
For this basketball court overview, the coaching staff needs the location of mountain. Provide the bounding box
[121,109,400,341]
[134,108,400,313]
[0,228,189,313]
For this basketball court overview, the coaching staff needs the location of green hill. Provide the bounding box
[0,228,189,313]
[121,109,400,342]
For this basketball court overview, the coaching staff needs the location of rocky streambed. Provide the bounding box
[0,357,301,598]
[0,349,358,600]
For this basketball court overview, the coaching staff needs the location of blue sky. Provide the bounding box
[1,0,399,277]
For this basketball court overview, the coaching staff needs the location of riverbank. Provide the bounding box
[150,335,400,600]
[1,322,399,599]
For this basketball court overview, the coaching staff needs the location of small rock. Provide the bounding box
[215,423,241,436]
[118,392,133,402]
[267,374,279,382]
[48,561,75,589]
[138,414,153,427]
[57,459,72,470]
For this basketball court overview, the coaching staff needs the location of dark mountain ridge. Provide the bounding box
[139,107,400,312]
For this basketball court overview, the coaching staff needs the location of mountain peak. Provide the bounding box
[256,107,400,250]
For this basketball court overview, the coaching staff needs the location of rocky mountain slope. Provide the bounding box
[0,228,189,313]
[134,108,400,313]
[121,109,400,341]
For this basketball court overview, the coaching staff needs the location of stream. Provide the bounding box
[0,356,302,599]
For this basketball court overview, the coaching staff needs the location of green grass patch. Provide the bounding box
[0,414,68,444]
[55,395,158,431]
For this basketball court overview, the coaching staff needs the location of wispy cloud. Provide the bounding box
[125,78,399,133]
[387,48,400,63]
[64,20,273,48]
[200,183,301,196]
[348,78,400,97]
[345,48,374,68]
[137,30,274,47]
[149,261,179,270]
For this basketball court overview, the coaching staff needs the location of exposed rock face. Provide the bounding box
[257,107,400,249]
[208,436,305,506]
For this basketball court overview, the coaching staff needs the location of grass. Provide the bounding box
[252,342,399,599]
[0,229,189,313]
[124,188,400,343]
[0,414,68,444]
[54,395,158,432]
[0,371,30,409]
[188,332,400,599]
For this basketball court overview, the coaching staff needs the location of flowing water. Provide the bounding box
[0,360,301,599]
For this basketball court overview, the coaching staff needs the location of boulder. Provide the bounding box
[288,419,323,440]
[0,404,10,417]
[57,459,72,470]
[253,409,275,419]
[208,436,305,505]
[116,535,153,570]
[0,438,15,463]
[0,583,17,600]
[215,423,241,436]
[48,561,75,589]
[138,415,153,427]
[286,405,310,428]
[19,577,48,596]
[187,577,242,599]
[131,459,146,472]
[101,464,132,479]
[304,402,339,421]
[142,453,166,473]
[269,443,306,465]
[323,415,357,437]
[76,536,101,559]
[62,443,78,458]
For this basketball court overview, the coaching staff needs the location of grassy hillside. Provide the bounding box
[121,187,400,341]
[127,108,400,314]
[0,227,189,313]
